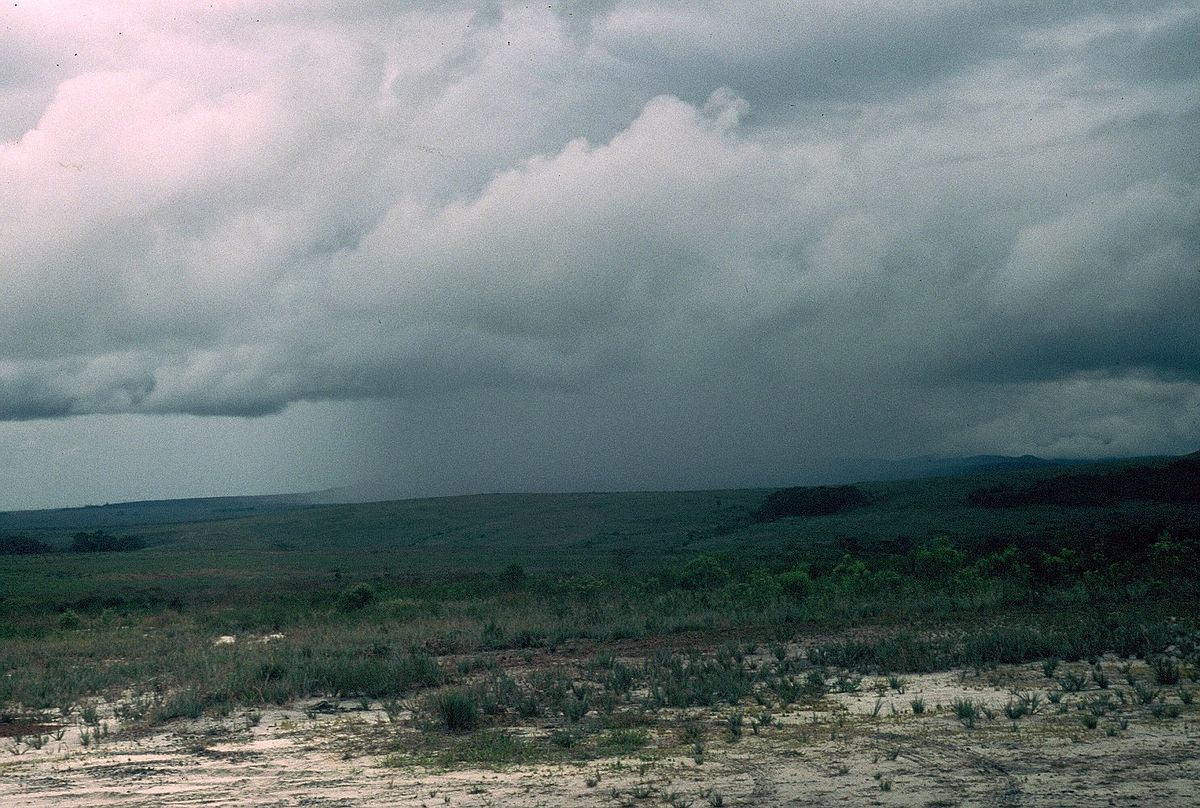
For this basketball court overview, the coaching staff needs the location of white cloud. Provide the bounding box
[0,1,1197,505]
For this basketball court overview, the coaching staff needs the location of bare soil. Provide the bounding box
[2,659,1197,807]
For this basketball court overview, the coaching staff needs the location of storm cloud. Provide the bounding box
[1,1,1197,506]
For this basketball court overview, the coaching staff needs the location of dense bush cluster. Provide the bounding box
[0,534,51,555]
[68,531,146,553]
[969,456,1200,508]
[754,485,870,521]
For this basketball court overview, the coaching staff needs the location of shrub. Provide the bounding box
[58,610,82,630]
[680,556,730,591]
[911,539,967,581]
[435,690,479,732]
[336,583,377,613]
[499,563,528,590]
[776,569,813,600]
[952,698,979,728]
[1150,656,1180,685]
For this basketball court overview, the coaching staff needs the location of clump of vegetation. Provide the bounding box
[336,583,377,613]
[1150,657,1180,686]
[968,457,1200,508]
[754,485,870,521]
[434,690,480,732]
[68,530,145,553]
[952,698,980,728]
[0,534,52,555]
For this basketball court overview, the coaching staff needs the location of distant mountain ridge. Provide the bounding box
[0,453,1118,533]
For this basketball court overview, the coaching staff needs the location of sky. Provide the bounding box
[1,1,1198,510]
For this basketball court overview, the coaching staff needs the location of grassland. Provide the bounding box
[1,456,1198,805]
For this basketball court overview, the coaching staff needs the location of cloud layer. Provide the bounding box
[2,1,1198,499]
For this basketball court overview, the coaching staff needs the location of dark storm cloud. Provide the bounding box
[1,0,1198,475]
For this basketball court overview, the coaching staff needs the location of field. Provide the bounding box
[1,456,1198,805]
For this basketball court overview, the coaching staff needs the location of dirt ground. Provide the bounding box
[2,658,1198,807]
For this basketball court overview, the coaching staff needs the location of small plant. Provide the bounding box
[516,694,542,719]
[382,698,404,723]
[246,710,262,728]
[888,675,907,693]
[1003,699,1027,720]
[1092,666,1110,689]
[952,698,979,728]
[1042,659,1060,678]
[726,711,744,740]
[804,669,827,698]
[1047,690,1063,704]
[1179,689,1194,705]
[1080,714,1098,730]
[434,690,479,732]
[79,701,100,727]
[1151,657,1180,686]
[835,675,862,694]
[1150,702,1181,720]
[1057,670,1087,693]
[910,697,926,715]
[880,777,893,792]
[1133,683,1161,705]
[871,698,884,717]
[708,791,725,808]
[564,696,589,723]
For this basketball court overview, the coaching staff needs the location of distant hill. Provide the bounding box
[0,453,1114,534]
[0,493,322,532]
[808,454,1063,484]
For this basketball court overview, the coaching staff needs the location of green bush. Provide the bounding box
[69,530,145,553]
[755,485,870,521]
[681,556,730,591]
[336,583,377,612]
[435,689,480,732]
[0,534,52,555]
[776,568,813,600]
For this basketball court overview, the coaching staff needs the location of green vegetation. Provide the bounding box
[68,530,146,553]
[0,454,1197,751]
[754,485,870,520]
[0,534,51,555]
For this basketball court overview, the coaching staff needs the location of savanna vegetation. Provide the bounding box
[0,454,1197,765]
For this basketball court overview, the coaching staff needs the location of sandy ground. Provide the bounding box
[2,660,1198,807]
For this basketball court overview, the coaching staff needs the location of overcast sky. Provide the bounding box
[1,1,1198,510]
